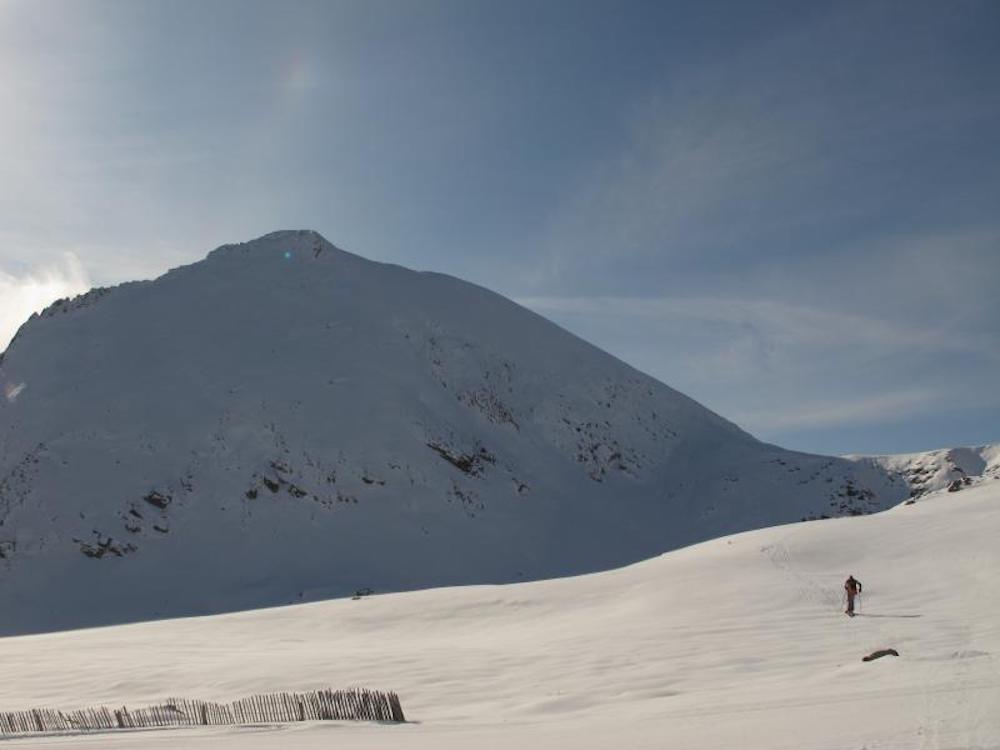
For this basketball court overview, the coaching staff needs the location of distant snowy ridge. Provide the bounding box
[0,230,995,634]
[847,444,1000,498]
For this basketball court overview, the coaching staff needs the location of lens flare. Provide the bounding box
[3,382,26,403]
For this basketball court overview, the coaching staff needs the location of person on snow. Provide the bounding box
[844,575,862,616]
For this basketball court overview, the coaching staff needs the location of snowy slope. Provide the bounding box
[0,230,987,634]
[0,479,997,749]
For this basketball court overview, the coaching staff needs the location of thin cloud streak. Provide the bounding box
[732,388,941,433]
[516,289,999,439]
[535,5,1000,292]
[517,294,997,361]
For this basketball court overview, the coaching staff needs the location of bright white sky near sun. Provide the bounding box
[0,0,998,456]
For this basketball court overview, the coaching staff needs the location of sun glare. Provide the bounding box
[0,254,91,352]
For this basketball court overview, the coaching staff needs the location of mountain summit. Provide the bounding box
[0,231,987,634]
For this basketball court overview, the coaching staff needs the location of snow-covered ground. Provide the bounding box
[2,480,997,749]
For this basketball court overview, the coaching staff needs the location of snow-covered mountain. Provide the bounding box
[0,230,994,634]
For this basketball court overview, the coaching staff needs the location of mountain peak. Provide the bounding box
[205,229,346,263]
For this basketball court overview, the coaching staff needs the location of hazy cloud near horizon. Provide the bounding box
[1,0,998,455]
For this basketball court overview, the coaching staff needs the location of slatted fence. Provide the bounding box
[0,687,405,737]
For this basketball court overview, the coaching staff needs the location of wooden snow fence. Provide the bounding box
[0,687,405,737]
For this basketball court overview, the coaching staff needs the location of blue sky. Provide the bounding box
[1,0,998,456]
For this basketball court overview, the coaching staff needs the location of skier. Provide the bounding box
[844,575,862,617]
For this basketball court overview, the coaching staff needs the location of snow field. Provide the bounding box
[1,481,997,748]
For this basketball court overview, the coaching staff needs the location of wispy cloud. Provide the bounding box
[517,293,998,365]
[534,5,1000,293]
[732,388,942,433]
[513,4,1000,451]
[516,283,1000,439]
[0,254,91,352]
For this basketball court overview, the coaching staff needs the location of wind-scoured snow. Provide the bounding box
[0,480,997,749]
[0,230,993,634]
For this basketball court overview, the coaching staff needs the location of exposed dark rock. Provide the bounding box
[75,534,136,559]
[143,491,171,509]
[863,648,899,662]
[457,387,519,430]
[427,442,494,477]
